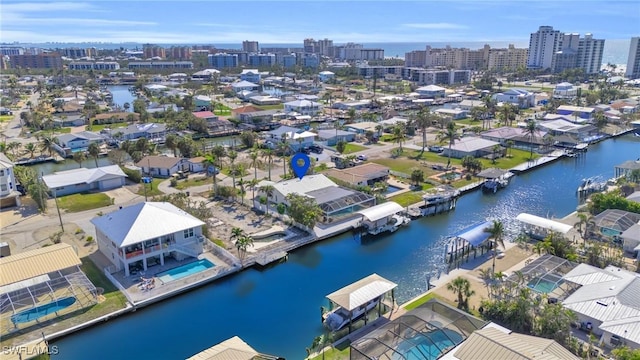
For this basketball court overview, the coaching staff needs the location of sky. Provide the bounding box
[0,0,638,44]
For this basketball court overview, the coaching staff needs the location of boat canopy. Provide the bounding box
[476,168,509,179]
[357,202,403,222]
[452,221,493,247]
[516,213,573,234]
[326,273,397,311]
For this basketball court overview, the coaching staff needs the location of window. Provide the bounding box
[0,184,6,191]
[183,228,194,238]
[0,170,4,176]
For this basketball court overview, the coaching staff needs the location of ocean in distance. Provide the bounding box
[8,39,631,66]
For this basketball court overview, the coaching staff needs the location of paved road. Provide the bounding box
[3,92,40,143]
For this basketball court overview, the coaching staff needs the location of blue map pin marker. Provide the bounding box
[291,153,311,180]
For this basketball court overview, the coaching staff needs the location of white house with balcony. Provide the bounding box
[91,202,206,277]
[0,153,21,208]
[492,88,536,108]
[553,82,578,99]
[284,99,323,116]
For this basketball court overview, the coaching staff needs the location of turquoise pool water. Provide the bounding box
[528,278,561,294]
[156,259,214,283]
[11,297,76,324]
[385,185,403,195]
[394,329,463,360]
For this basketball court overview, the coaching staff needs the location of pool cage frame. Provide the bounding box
[504,254,580,300]
[350,299,487,360]
[0,268,98,334]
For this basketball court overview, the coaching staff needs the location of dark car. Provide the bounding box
[309,145,323,154]
[16,184,26,196]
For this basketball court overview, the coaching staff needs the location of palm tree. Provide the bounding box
[39,134,58,157]
[237,178,246,205]
[73,151,87,168]
[499,103,514,127]
[6,141,22,159]
[203,153,218,197]
[227,150,238,191]
[392,123,406,153]
[478,267,495,298]
[88,142,101,167]
[437,121,459,170]
[525,119,538,160]
[261,148,274,181]
[24,143,37,159]
[574,213,589,240]
[446,276,474,310]
[165,134,179,157]
[484,220,505,274]
[235,234,254,266]
[505,140,514,158]
[230,227,244,243]
[260,184,275,216]
[415,107,433,154]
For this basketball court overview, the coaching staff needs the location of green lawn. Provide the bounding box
[371,157,447,176]
[35,127,72,136]
[137,178,164,197]
[477,148,539,169]
[341,143,368,154]
[403,292,443,311]
[213,103,232,115]
[255,104,284,111]
[308,345,350,360]
[455,118,482,126]
[79,257,128,315]
[175,176,213,190]
[451,177,480,189]
[57,193,113,212]
[0,115,13,122]
[90,122,127,131]
[388,191,424,207]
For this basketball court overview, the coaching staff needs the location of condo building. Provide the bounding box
[242,41,259,53]
[626,37,640,79]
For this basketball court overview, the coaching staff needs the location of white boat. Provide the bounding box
[323,296,381,331]
[481,178,509,194]
[365,215,410,235]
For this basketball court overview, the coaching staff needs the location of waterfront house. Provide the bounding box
[136,156,188,178]
[556,105,595,121]
[91,202,206,277]
[379,116,409,130]
[316,129,355,146]
[146,103,179,115]
[0,153,21,208]
[345,121,378,134]
[93,112,139,124]
[553,82,578,99]
[492,88,535,108]
[240,69,260,83]
[187,157,206,173]
[615,160,640,179]
[435,108,468,120]
[110,123,167,143]
[537,120,596,140]
[52,114,86,127]
[192,111,218,122]
[318,71,335,82]
[42,165,127,196]
[415,85,446,98]
[442,136,500,159]
[562,264,640,349]
[620,222,640,255]
[592,209,640,241]
[238,110,278,129]
[231,80,260,94]
[268,126,316,150]
[55,131,104,153]
[323,163,390,187]
[283,99,322,116]
[332,100,371,110]
[194,95,212,111]
[248,95,281,106]
[257,174,375,223]
[458,99,484,110]
[190,69,220,82]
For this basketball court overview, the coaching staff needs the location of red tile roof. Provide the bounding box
[192,111,216,119]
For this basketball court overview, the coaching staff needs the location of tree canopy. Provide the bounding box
[285,193,323,228]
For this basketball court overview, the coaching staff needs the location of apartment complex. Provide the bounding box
[527,26,604,74]
[208,53,239,68]
[60,47,97,58]
[9,53,63,69]
[357,64,471,85]
[167,46,192,60]
[405,44,527,71]
[626,37,640,79]
[69,61,120,71]
[128,61,193,69]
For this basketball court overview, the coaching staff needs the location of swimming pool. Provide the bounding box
[394,328,463,360]
[438,172,461,181]
[385,185,403,195]
[156,259,214,283]
[528,277,561,294]
[11,297,77,324]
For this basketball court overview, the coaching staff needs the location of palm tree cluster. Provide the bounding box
[446,276,475,311]
[230,227,254,265]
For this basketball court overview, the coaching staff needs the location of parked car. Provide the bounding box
[309,145,324,154]
[356,154,368,161]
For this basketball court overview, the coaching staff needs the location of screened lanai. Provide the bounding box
[504,254,579,300]
[308,186,375,222]
[350,299,487,360]
[0,244,98,335]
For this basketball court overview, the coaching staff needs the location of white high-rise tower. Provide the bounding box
[527,26,561,70]
[626,37,640,79]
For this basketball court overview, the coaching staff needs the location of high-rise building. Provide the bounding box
[62,48,87,58]
[208,53,239,68]
[167,46,192,60]
[303,38,317,53]
[527,26,561,70]
[626,37,640,79]
[248,53,276,67]
[577,34,604,74]
[242,41,259,53]
[487,45,528,71]
[9,53,63,69]
[404,50,427,67]
[143,44,166,59]
[0,47,24,56]
[316,39,333,56]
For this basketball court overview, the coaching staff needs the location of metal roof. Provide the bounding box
[476,168,509,179]
[42,164,127,189]
[516,213,573,234]
[453,221,493,247]
[186,336,257,360]
[599,316,640,346]
[90,202,205,247]
[0,243,81,287]
[357,202,404,222]
[272,174,338,199]
[326,273,397,311]
[453,327,579,360]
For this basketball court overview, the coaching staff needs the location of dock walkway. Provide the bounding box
[509,150,566,173]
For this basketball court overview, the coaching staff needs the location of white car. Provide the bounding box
[496,250,506,259]
[356,154,368,161]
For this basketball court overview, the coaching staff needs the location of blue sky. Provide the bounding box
[0,1,638,44]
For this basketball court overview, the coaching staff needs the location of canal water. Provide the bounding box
[52,135,639,359]
[107,85,137,112]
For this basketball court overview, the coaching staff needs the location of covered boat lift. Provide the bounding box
[324,273,397,333]
[357,202,407,235]
[516,213,573,240]
[446,221,493,265]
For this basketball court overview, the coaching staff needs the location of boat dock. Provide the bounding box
[509,150,566,174]
[255,250,288,267]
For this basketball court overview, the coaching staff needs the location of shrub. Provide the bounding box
[259,196,267,205]
[86,236,94,243]
[170,178,178,187]
[465,173,472,180]
[277,203,286,214]
[75,228,84,234]
[121,166,142,183]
